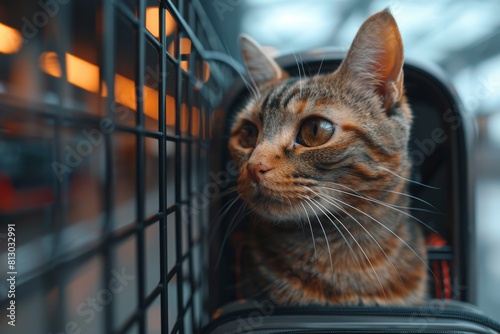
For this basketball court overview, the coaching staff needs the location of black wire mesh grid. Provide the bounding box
[0,0,237,333]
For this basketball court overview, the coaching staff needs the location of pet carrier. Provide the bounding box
[202,51,500,332]
[209,51,477,308]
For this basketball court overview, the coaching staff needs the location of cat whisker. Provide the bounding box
[311,191,437,282]
[302,195,358,265]
[301,196,335,288]
[320,182,436,215]
[214,189,238,211]
[378,166,440,190]
[309,172,437,212]
[215,202,247,269]
[292,51,303,95]
[285,196,296,217]
[294,204,306,237]
[315,171,438,213]
[378,188,439,211]
[317,56,325,76]
[210,194,241,243]
[221,40,261,101]
[299,52,307,81]
[315,179,437,213]
[314,190,405,288]
[300,202,318,263]
[304,194,388,301]
[317,185,438,233]
[245,70,262,101]
[319,178,381,211]
[215,186,239,199]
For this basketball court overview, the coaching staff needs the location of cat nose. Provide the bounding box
[247,163,272,182]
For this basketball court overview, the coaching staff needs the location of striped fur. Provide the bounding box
[229,10,427,306]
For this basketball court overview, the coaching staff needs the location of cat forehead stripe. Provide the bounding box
[261,78,300,112]
[281,86,302,111]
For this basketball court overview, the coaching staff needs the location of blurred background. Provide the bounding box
[0,0,499,333]
[202,0,500,320]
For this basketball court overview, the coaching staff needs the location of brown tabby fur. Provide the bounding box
[228,10,427,306]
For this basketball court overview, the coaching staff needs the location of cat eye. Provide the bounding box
[239,122,258,148]
[297,117,335,147]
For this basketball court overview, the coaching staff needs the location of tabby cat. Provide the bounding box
[228,9,427,305]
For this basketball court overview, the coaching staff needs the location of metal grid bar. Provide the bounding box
[186,5,196,329]
[174,2,185,330]
[101,0,117,332]
[159,5,169,332]
[135,1,147,333]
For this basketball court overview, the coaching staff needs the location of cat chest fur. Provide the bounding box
[238,212,427,306]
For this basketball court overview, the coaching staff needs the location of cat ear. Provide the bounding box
[240,34,287,86]
[339,9,404,111]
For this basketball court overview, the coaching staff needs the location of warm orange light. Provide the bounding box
[146,7,160,38]
[166,95,176,127]
[40,52,100,93]
[180,103,189,132]
[180,60,189,72]
[38,51,198,132]
[39,52,158,119]
[99,72,159,121]
[201,61,210,83]
[143,85,159,120]
[0,23,23,54]
[39,52,62,77]
[146,7,177,38]
[67,54,100,93]
[191,106,201,136]
[167,39,175,57]
[166,11,176,35]
[165,95,200,136]
[180,38,191,54]
[168,38,192,74]
[168,37,191,57]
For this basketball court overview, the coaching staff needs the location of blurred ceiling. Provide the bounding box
[1,0,499,116]
[204,0,500,116]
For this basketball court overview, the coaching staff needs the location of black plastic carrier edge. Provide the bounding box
[200,306,500,333]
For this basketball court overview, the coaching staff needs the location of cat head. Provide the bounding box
[228,9,412,222]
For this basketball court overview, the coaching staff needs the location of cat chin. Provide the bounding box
[249,203,300,222]
[247,199,341,223]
